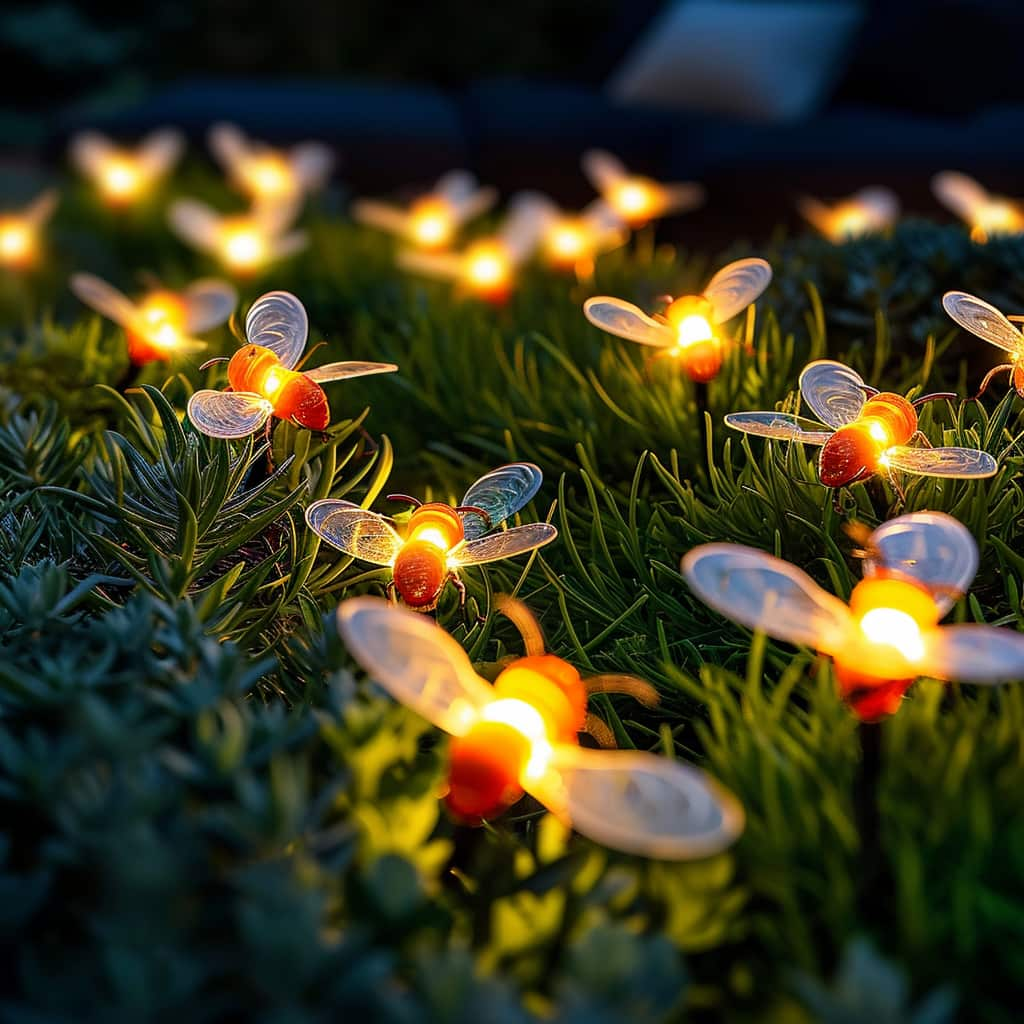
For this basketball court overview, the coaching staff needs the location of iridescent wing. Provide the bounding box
[208,122,250,171]
[303,361,399,384]
[245,290,308,369]
[437,170,478,203]
[703,258,772,324]
[25,188,58,226]
[187,390,273,439]
[182,279,237,333]
[583,297,675,348]
[500,192,552,262]
[438,171,497,222]
[856,187,899,223]
[291,142,333,190]
[69,132,115,178]
[305,500,404,566]
[529,746,744,860]
[933,171,990,219]
[582,149,627,191]
[351,198,409,236]
[796,196,831,234]
[139,128,184,177]
[723,411,832,445]
[864,512,978,617]
[336,596,495,735]
[661,181,706,216]
[70,273,138,328]
[682,543,853,653]
[942,291,1024,355]
[918,625,1024,684]
[168,199,222,251]
[882,446,998,479]
[460,462,545,541]
[451,523,558,566]
[398,248,464,280]
[798,360,869,428]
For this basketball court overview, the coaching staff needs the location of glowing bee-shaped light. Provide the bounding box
[529,195,627,272]
[168,198,307,275]
[307,463,556,612]
[70,273,236,367]
[336,594,744,857]
[70,129,183,208]
[0,189,58,271]
[932,171,1024,243]
[683,512,1024,720]
[943,290,1024,399]
[208,122,333,206]
[397,193,550,302]
[584,257,771,382]
[582,149,704,228]
[798,187,899,241]
[187,290,397,439]
[725,359,996,487]
[353,170,498,251]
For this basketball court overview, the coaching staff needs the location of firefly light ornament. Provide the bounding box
[942,290,1024,399]
[70,129,183,208]
[582,149,704,228]
[337,595,744,857]
[168,197,308,276]
[530,195,627,273]
[307,463,557,611]
[583,258,772,383]
[797,187,899,241]
[70,273,237,366]
[932,171,1024,243]
[725,360,996,487]
[353,170,498,251]
[0,189,57,271]
[187,290,397,439]
[683,512,1024,721]
[397,193,550,303]
[208,122,333,206]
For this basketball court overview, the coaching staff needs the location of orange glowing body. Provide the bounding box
[832,575,941,721]
[125,291,189,365]
[663,294,722,382]
[0,218,36,270]
[818,393,917,487]
[445,655,587,821]
[463,240,512,304]
[408,197,455,250]
[227,344,329,430]
[391,504,465,609]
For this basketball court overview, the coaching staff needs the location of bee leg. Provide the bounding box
[385,579,397,604]
[908,430,932,448]
[973,363,1013,401]
[582,713,617,749]
[449,573,467,606]
[264,418,276,473]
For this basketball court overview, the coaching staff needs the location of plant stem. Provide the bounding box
[855,719,890,925]
[695,380,710,459]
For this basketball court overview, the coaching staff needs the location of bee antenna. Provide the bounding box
[494,594,546,657]
[385,493,421,507]
[912,391,958,408]
[455,504,492,528]
[199,356,230,371]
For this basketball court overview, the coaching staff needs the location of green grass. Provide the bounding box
[3,168,1024,1021]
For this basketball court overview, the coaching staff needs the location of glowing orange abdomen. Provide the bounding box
[445,657,587,822]
[125,291,188,366]
[819,393,917,487]
[227,345,329,430]
[392,504,465,610]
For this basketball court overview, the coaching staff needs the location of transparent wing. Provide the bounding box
[398,248,463,280]
[69,273,138,328]
[351,198,410,235]
[499,192,552,262]
[704,258,773,324]
[682,543,853,653]
[336,596,495,735]
[270,229,309,259]
[305,500,404,566]
[581,149,627,190]
[528,747,744,860]
[918,625,1024,684]
[69,131,115,177]
[864,512,978,617]
[583,297,675,348]
[303,360,398,384]
[139,128,184,177]
[723,411,832,445]
[460,462,545,540]
[436,170,477,202]
[933,171,990,218]
[168,199,222,250]
[883,446,998,479]
[661,181,705,216]
[182,279,237,333]
[942,291,1024,355]
[855,187,899,223]
[798,360,869,428]
[452,523,558,566]
[291,142,333,190]
[25,188,58,226]
[208,122,250,171]
[796,196,831,234]
[186,390,272,439]
[245,290,308,368]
